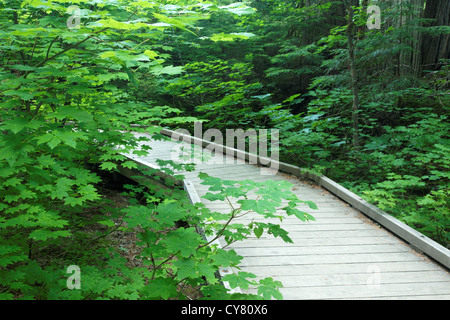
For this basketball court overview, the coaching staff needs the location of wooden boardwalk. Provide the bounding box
[123,131,450,300]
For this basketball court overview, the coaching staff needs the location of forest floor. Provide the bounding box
[89,174,204,300]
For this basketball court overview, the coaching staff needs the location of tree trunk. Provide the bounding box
[410,0,425,75]
[421,0,450,71]
[398,0,425,76]
[346,5,360,151]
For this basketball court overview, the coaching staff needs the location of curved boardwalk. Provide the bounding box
[124,132,450,300]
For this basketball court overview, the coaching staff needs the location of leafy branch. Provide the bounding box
[34,27,109,68]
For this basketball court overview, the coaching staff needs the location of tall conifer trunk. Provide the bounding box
[421,0,450,71]
[346,4,360,150]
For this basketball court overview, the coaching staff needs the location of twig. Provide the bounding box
[34,28,109,68]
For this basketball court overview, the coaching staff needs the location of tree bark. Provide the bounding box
[421,0,450,71]
[346,5,360,151]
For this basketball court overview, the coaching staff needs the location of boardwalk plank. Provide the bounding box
[255,271,450,288]
[264,282,450,300]
[123,133,450,300]
[231,244,413,256]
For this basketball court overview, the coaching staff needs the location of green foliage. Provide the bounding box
[198,173,315,247]
[152,58,266,130]
[50,172,313,301]
[2,0,448,301]
[144,0,450,248]
[0,0,190,289]
[1,0,314,300]
[355,115,450,244]
[244,3,450,247]
[120,173,315,300]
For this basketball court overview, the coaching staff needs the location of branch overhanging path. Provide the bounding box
[122,130,450,300]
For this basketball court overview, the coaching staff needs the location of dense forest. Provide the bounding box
[0,0,448,300]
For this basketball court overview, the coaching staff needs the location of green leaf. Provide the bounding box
[201,283,231,300]
[123,65,138,88]
[266,224,293,243]
[155,202,189,227]
[221,271,257,290]
[143,50,158,60]
[64,197,84,207]
[150,65,184,76]
[144,278,179,300]
[35,132,53,145]
[196,261,219,284]
[36,131,77,149]
[78,184,100,201]
[283,93,302,103]
[209,32,256,42]
[130,1,157,8]
[285,207,309,222]
[94,18,148,30]
[202,192,226,202]
[212,249,243,268]
[47,136,62,149]
[253,226,264,238]
[98,220,115,227]
[238,199,277,216]
[29,229,71,241]
[162,227,202,258]
[3,90,35,101]
[173,258,197,280]
[4,177,22,187]
[219,3,256,16]
[153,13,196,35]
[123,205,156,229]
[50,187,69,200]
[302,200,318,210]
[100,162,117,171]
[99,51,116,59]
[0,245,27,267]
[54,105,94,123]
[121,161,138,169]
[172,254,218,284]
[199,173,230,191]
[37,154,56,168]
[139,229,159,246]
[1,118,29,134]
[257,277,283,300]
